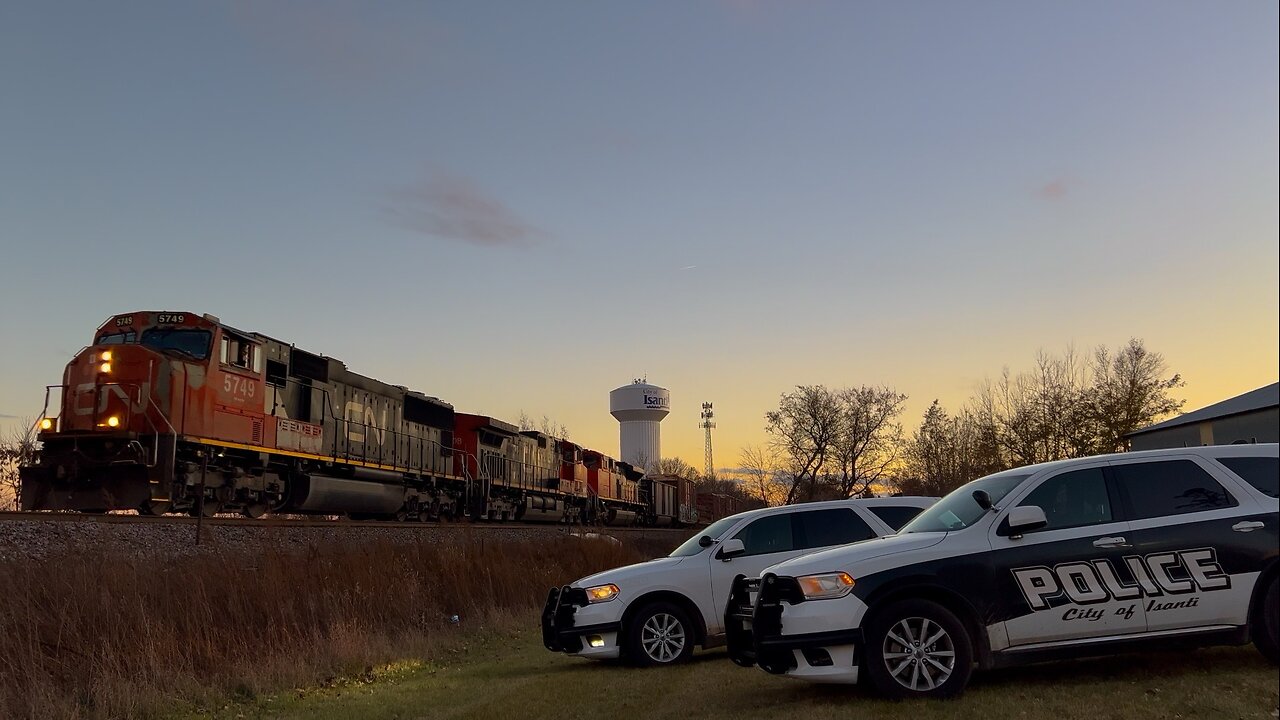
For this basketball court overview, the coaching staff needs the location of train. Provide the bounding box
[19,311,732,526]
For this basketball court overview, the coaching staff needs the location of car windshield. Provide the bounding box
[900,472,1032,533]
[669,516,740,557]
[140,328,212,360]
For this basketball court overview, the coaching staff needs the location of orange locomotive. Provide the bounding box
[20,311,686,524]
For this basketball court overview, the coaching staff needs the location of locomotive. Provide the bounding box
[19,311,690,525]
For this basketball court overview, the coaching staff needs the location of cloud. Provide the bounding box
[383,174,545,248]
[1039,179,1068,200]
[0,413,19,420]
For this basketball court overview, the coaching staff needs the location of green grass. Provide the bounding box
[175,616,1278,720]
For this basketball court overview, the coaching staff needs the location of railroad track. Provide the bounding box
[0,510,689,533]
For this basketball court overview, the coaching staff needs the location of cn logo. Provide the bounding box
[344,401,387,445]
[72,382,149,416]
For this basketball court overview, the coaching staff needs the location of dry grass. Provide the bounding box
[184,627,1279,720]
[175,617,1274,717]
[0,532,663,719]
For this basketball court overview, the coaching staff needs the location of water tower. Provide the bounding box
[609,379,670,474]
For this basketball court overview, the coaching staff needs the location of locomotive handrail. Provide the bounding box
[37,384,64,429]
[147,395,177,471]
[312,387,461,485]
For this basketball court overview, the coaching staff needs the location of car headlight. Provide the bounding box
[584,584,619,603]
[796,572,855,600]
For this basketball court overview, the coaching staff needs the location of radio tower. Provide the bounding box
[699,402,716,481]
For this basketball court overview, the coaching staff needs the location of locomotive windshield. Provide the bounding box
[139,328,212,360]
[96,330,137,345]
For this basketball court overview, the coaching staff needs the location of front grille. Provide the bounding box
[542,585,589,653]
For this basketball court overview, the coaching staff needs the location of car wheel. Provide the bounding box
[1253,575,1280,665]
[625,602,695,667]
[863,599,973,699]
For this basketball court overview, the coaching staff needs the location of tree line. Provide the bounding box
[729,338,1185,505]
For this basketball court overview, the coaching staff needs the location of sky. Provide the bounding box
[1,1,1277,467]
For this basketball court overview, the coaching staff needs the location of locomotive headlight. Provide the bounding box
[585,584,620,603]
[40,417,54,431]
[106,416,120,428]
[796,572,856,600]
[100,350,113,362]
[100,362,112,374]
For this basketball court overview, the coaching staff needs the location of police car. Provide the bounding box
[541,496,936,666]
[725,444,1279,698]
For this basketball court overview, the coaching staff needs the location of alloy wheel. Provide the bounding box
[881,616,956,692]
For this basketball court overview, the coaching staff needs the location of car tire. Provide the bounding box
[863,599,974,699]
[624,602,695,667]
[1253,575,1280,665]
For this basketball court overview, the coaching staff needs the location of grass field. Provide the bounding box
[177,615,1279,720]
[0,536,667,719]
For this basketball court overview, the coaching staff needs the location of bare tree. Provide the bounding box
[657,457,699,481]
[630,450,652,475]
[962,340,1185,470]
[765,385,843,504]
[898,401,997,497]
[971,348,1093,467]
[0,419,38,510]
[738,444,784,505]
[1087,339,1185,452]
[516,410,569,440]
[830,386,907,498]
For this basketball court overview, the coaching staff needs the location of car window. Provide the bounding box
[901,472,1031,533]
[867,505,926,531]
[732,513,794,556]
[1016,467,1112,532]
[794,508,876,549]
[668,516,739,557]
[1112,459,1238,520]
[1217,456,1279,499]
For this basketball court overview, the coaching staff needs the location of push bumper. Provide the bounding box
[541,586,623,659]
[725,574,864,684]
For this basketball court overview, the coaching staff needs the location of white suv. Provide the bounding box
[726,445,1279,698]
[541,496,936,666]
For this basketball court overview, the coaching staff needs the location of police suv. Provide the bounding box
[541,496,936,666]
[726,444,1279,698]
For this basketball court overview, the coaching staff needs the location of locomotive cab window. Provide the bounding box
[220,334,260,372]
[96,330,136,345]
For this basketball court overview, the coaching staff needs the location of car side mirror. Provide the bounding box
[972,489,993,510]
[717,538,746,561]
[697,535,714,548]
[1003,505,1048,537]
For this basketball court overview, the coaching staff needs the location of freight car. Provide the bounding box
[19,311,746,527]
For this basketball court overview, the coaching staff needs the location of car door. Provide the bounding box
[1108,454,1268,632]
[707,507,879,635]
[988,464,1147,647]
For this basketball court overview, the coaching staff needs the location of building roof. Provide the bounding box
[1126,382,1279,437]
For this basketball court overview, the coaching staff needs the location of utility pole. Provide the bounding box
[699,402,715,481]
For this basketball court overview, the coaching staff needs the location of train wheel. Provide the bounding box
[138,500,171,516]
[242,503,268,519]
